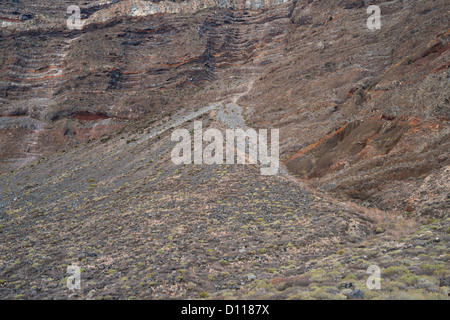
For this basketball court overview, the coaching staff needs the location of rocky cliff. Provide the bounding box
[1,0,448,214]
[0,0,449,300]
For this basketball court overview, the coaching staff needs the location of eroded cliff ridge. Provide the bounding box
[1,0,448,213]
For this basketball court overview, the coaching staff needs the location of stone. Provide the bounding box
[348,289,364,299]
[247,274,257,281]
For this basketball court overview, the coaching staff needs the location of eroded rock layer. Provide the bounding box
[1,0,449,214]
[0,0,293,169]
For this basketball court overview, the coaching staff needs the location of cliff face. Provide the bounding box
[2,0,448,214]
[1,0,294,169]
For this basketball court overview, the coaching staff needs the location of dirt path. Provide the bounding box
[131,79,257,146]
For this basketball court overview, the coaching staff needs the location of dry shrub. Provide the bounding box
[272,275,312,291]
